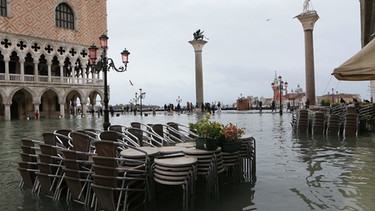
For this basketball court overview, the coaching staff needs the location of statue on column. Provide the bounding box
[193,29,208,40]
[303,0,311,13]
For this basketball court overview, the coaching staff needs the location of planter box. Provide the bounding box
[195,137,217,150]
[221,142,241,153]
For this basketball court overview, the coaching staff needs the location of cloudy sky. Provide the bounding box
[104,0,368,107]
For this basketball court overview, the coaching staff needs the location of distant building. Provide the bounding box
[0,1,107,120]
[237,97,249,111]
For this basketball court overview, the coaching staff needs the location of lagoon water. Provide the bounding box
[1,111,375,211]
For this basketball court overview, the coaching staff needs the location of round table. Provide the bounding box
[175,142,195,148]
[157,146,185,154]
[120,146,159,158]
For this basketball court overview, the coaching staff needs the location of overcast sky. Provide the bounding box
[104,0,368,107]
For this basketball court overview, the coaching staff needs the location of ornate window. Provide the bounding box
[0,0,7,17]
[55,3,74,30]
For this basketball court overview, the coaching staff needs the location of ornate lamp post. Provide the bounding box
[135,89,146,116]
[88,34,130,130]
[271,76,288,115]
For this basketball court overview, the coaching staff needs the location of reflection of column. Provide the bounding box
[295,11,319,106]
[59,102,65,118]
[4,102,11,120]
[189,40,207,109]
[81,100,87,117]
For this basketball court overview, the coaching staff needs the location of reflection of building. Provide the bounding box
[0,1,106,120]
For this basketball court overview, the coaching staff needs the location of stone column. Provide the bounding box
[19,58,25,82]
[59,64,64,83]
[47,58,52,83]
[4,58,9,81]
[189,40,207,109]
[295,11,319,106]
[33,61,39,82]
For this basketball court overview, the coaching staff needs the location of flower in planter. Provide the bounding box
[223,123,245,143]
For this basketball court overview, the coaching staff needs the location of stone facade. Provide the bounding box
[0,0,107,120]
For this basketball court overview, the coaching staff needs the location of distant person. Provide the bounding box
[271,101,275,113]
[305,98,310,109]
[259,101,262,113]
[35,110,39,120]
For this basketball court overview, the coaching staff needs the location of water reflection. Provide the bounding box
[1,112,375,210]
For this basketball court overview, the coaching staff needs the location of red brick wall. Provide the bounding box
[0,0,106,46]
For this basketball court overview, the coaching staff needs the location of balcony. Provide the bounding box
[0,73,104,86]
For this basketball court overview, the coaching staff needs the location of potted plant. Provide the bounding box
[189,114,224,150]
[221,123,245,152]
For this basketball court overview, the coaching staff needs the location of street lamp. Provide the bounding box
[88,34,130,130]
[135,89,146,116]
[271,76,288,115]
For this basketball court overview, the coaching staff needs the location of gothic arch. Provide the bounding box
[10,85,37,103]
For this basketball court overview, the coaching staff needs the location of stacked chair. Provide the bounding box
[240,136,256,183]
[153,156,197,211]
[291,109,310,134]
[18,138,42,189]
[91,140,150,211]
[343,107,359,137]
[35,133,66,199]
[60,131,95,206]
[326,114,341,136]
[311,112,326,136]
[183,147,223,200]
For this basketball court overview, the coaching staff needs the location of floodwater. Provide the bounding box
[1,111,375,211]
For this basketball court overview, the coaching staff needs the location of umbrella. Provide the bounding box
[332,38,375,81]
